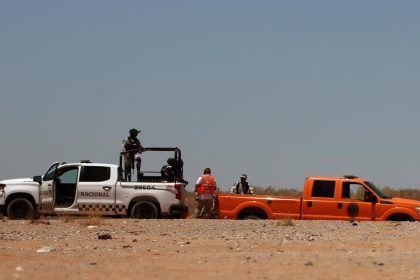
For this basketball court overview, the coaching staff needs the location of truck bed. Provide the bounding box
[216,193,302,220]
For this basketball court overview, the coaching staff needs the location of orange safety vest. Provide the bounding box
[197,175,216,195]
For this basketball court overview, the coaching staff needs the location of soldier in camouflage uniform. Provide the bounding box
[230,173,254,194]
[122,128,143,181]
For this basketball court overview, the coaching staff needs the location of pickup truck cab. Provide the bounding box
[217,175,420,221]
[0,147,188,220]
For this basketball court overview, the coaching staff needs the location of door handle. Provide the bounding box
[307,201,313,208]
[338,202,343,209]
[103,186,112,191]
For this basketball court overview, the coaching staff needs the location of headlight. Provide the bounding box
[416,206,420,212]
[0,184,5,196]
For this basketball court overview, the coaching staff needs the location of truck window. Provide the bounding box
[342,182,365,201]
[58,168,78,184]
[311,180,335,198]
[79,166,111,182]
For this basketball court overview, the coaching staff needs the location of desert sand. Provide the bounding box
[1,218,419,280]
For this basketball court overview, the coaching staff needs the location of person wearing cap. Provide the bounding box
[231,173,254,194]
[122,128,143,181]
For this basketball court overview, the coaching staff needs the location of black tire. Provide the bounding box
[7,198,35,220]
[131,201,159,219]
[243,215,261,220]
[386,213,415,222]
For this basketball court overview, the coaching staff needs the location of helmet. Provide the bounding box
[240,173,247,180]
[129,128,140,136]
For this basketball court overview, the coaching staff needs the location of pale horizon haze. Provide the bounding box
[1,1,420,191]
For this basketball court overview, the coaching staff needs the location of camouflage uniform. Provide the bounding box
[230,174,254,194]
[122,129,143,181]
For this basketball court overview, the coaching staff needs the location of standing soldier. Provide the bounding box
[194,168,217,219]
[122,128,143,181]
[230,173,254,194]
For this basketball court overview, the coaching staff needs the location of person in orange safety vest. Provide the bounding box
[194,168,218,219]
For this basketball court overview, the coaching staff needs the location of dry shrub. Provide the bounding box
[184,191,196,214]
[57,213,76,223]
[249,186,420,201]
[385,221,402,227]
[381,187,420,200]
[277,218,294,226]
[77,212,105,227]
[56,212,105,226]
[29,219,51,225]
[253,186,302,197]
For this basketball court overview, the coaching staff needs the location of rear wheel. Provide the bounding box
[243,215,261,220]
[131,201,159,219]
[238,207,268,220]
[7,198,35,220]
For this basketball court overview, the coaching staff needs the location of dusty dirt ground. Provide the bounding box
[0,218,419,280]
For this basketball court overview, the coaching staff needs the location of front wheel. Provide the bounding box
[131,201,159,219]
[7,198,35,220]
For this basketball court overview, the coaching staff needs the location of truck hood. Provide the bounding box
[384,197,420,206]
[0,178,37,185]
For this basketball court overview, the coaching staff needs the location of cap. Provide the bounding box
[129,128,140,134]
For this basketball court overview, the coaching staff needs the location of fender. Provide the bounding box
[3,184,40,205]
[380,207,419,221]
[232,200,272,219]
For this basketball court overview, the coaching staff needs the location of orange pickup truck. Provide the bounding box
[216,175,420,221]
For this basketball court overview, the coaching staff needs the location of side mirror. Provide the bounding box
[33,176,42,184]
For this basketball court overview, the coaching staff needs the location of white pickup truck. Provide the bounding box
[0,147,188,219]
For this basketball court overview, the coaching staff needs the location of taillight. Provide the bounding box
[174,184,182,200]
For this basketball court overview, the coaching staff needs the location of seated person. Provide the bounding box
[161,165,174,182]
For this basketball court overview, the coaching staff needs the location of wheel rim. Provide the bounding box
[140,204,153,218]
[12,201,30,219]
[132,203,157,219]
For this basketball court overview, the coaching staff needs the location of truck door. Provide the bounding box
[76,165,116,215]
[54,166,79,209]
[301,179,338,220]
[39,162,60,213]
[337,182,377,221]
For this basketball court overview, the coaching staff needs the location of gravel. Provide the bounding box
[0,218,419,279]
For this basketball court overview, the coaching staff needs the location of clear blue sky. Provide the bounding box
[1,1,420,191]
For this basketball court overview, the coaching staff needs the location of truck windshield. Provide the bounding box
[43,162,60,181]
[365,181,391,199]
